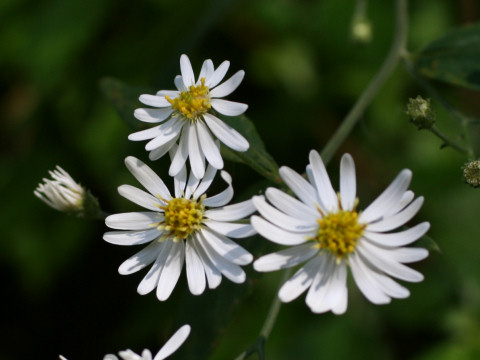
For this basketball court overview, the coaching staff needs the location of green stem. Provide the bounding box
[429,125,470,155]
[234,268,293,360]
[320,0,408,164]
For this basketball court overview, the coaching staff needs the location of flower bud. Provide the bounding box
[406,96,435,130]
[463,160,480,188]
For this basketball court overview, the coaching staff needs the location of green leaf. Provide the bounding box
[99,76,153,130]
[413,22,480,90]
[414,234,441,253]
[220,115,281,184]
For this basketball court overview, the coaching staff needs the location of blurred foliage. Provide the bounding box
[2,0,480,360]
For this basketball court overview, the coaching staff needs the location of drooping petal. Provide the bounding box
[149,137,178,161]
[196,120,223,170]
[251,215,308,246]
[203,113,249,152]
[156,240,185,301]
[187,123,205,179]
[253,244,317,272]
[134,108,173,123]
[210,70,245,98]
[191,163,217,199]
[204,199,256,221]
[339,153,356,211]
[168,125,189,177]
[145,117,185,151]
[118,241,164,275]
[278,256,322,302]
[125,157,171,199]
[201,228,253,265]
[210,99,248,116]
[154,324,191,360]
[137,240,173,295]
[185,240,206,295]
[191,236,222,289]
[105,212,162,230]
[265,187,318,221]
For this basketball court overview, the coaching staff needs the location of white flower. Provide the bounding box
[252,150,430,315]
[34,166,85,213]
[128,54,249,179]
[104,155,256,301]
[60,324,190,360]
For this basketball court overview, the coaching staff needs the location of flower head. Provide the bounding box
[60,324,190,360]
[463,160,480,188]
[252,150,430,314]
[104,154,256,301]
[129,54,249,179]
[34,166,86,213]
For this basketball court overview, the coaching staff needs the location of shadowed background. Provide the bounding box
[1,0,480,359]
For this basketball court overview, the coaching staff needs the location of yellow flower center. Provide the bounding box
[166,77,211,121]
[158,197,205,241]
[313,208,365,260]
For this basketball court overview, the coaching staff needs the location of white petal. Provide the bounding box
[197,232,246,283]
[203,113,249,151]
[253,244,317,272]
[191,236,222,289]
[305,256,333,312]
[191,163,217,199]
[185,241,206,295]
[389,247,429,263]
[308,150,338,213]
[188,123,205,179]
[202,171,233,207]
[252,195,316,233]
[198,59,214,82]
[363,222,430,247]
[366,197,424,232]
[205,220,256,238]
[145,118,185,151]
[134,108,173,123]
[156,89,179,97]
[206,60,230,88]
[128,125,164,142]
[105,212,162,230]
[251,216,308,246]
[385,190,415,217]
[118,241,164,275]
[349,253,391,304]
[171,145,188,198]
[339,153,356,211]
[154,324,191,360]
[118,185,161,212]
[149,137,177,161]
[125,157,171,199]
[180,54,195,87]
[169,125,189,177]
[204,199,256,221]
[137,240,173,295]
[359,169,412,224]
[279,166,318,209]
[156,240,185,301]
[201,228,253,265]
[104,228,162,246]
[211,99,248,116]
[210,70,245,98]
[174,75,185,91]
[278,256,321,302]
[139,94,171,108]
[196,120,223,170]
[265,188,318,221]
[357,241,424,282]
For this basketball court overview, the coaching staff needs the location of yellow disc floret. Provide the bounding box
[158,197,205,241]
[313,209,365,260]
[166,77,211,121]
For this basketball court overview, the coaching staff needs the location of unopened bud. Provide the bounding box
[463,160,480,188]
[406,96,435,130]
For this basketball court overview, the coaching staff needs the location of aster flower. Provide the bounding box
[60,324,190,360]
[252,150,430,314]
[34,166,86,213]
[103,154,256,301]
[129,54,249,179]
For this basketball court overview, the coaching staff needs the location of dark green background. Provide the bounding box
[1,0,480,359]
